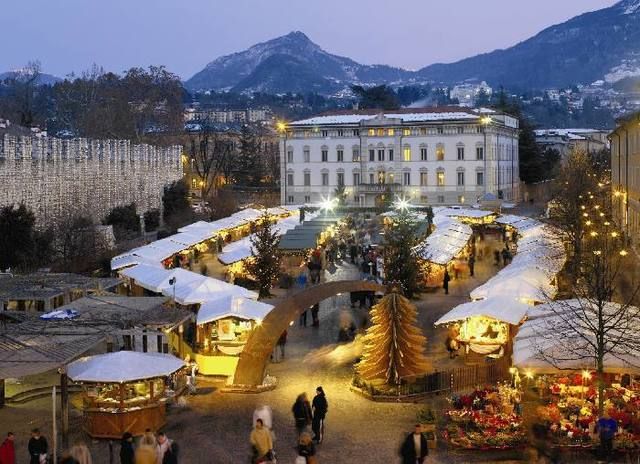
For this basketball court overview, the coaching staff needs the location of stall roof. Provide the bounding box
[514,300,640,373]
[0,273,121,301]
[197,295,273,325]
[435,296,532,326]
[168,231,211,247]
[68,351,186,383]
[414,216,472,265]
[437,207,496,219]
[110,253,161,271]
[120,265,204,294]
[165,277,258,305]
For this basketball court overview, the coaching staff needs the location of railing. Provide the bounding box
[356,183,402,193]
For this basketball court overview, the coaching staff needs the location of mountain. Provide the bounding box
[187,0,640,94]
[185,31,413,93]
[416,0,640,89]
[0,70,61,86]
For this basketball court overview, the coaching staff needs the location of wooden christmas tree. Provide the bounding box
[357,290,431,385]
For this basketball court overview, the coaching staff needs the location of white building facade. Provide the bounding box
[280,108,520,207]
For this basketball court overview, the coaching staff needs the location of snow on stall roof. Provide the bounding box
[414,214,472,266]
[435,296,531,326]
[120,265,204,294]
[196,295,273,325]
[68,351,185,383]
[164,276,258,305]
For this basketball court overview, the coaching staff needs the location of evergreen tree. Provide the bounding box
[235,125,264,186]
[351,85,399,110]
[246,212,282,298]
[518,118,545,184]
[0,204,37,270]
[383,211,420,298]
[357,291,430,385]
[334,185,347,206]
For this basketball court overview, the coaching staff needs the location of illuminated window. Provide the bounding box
[436,145,445,161]
[403,147,411,161]
[191,178,197,189]
[387,128,395,136]
[403,128,411,136]
[368,128,375,136]
[437,171,445,186]
[377,128,385,136]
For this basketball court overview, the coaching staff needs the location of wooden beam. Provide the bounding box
[60,372,69,449]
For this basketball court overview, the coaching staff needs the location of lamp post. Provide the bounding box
[169,277,176,307]
[277,121,288,205]
[480,116,492,197]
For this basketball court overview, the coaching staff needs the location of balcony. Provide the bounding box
[357,183,402,194]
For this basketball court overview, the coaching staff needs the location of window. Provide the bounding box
[457,171,465,186]
[387,149,394,161]
[369,173,374,184]
[321,150,328,162]
[352,148,360,162]
[304,195,311,203]
[457,147,465,160]
[337,150,344,162]
[337,129,344,137]
[378,149,385,161]
[436,145,445,161]
[437,171,445,186]
[476,172,484,186]
[303,149,310,163]
[437,195,445,204]
[419,128,427,136]
[420,172,428,186]
[353,173,360,185]
[368,128,375,136]
[458,195,465,204]
[304,172,311,186]
[191,178,197,189]
[457,126,464,134]
[437,127,444,135]
[288,195,294,204]
[420,195,428,204]
[377,171,386,184]
[321,130,328,137]
[403,172,411,186]
[377,128,385,136]
[337,172,345,186]
[321,173,329,186]
[287,173,294,186]
[403,147,411,161]
[369,149,375,161]
[403,128,411,136]
[387,128,395,137]
[354,129,360,136]
[476,147,484,160]
[287,150,293,163]
[420,148,427,161]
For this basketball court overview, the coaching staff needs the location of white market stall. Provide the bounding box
[68,351,186,438]
[164,276,258,305]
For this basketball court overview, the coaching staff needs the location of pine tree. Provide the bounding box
[246,212,282,298]
[357,291,431,385]
[235,125,264,187]
[383,211,420,298]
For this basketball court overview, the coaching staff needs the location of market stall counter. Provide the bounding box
[67,351,186,439]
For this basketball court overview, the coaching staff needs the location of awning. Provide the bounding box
[164,277,258,305]
[435,296,532,326]
[169,231,212,247]
[120,265,204,294]
[196,296,273,325]
[110,253,161,271]
[67,351,186,383]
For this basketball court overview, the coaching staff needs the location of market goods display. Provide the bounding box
[442,384,527,450]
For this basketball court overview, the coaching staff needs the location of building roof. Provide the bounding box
[290,107,482,126]
[0,273,121,301]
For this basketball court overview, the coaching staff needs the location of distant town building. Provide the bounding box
[0,133,183,228]
[184,108,272,124]
[450,81,493,107]
[280,107,520,207]
[610,111,640,248]
[535,129,609,158]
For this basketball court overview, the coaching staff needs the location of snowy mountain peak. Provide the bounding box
[617,0,640,14]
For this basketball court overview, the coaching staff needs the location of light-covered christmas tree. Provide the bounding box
[357,289,431,385]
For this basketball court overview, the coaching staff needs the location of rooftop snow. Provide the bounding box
[291,112,480,126]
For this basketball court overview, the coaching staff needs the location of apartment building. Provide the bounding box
[280,107,520,207]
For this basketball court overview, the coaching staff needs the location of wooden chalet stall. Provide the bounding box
[67,352,186,439]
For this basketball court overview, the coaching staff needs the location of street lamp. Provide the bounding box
[277,120,289,205]
[480,116,492,196]
[169,277,177,307]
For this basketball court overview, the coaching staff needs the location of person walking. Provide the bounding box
[0,432,15,464]
[120,433,134,464]
[596,411,617,463]
[501,248,509,267]
[468,255,475,277]
[28,429,47,464]
[156,433,178,464]
[443,270,450,295]
[399,424,428,464]
[311,387,328,444]
[299,309,308,327]
[68,443,92,464]
[134,431,156,464]
[493,249,500,266]
[277,330,287,361]
[296,432,317,464]
[250,419,273,464]
[292,393,313,436]
[311,304,320,327]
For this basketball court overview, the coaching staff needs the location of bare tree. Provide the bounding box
[189,129,235,202]
[547,149,597,278]
[533,195,640,415]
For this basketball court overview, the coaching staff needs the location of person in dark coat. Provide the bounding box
[400,425,428,464]
[443,270,450,295]
[311,386,328,443]
[468,255,475,277]
[311,303,320,327]
[28,429,47,464]
[119,432,134,464]
[292,393,313,435]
